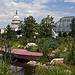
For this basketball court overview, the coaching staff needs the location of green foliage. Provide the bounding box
[13,40,25,49]
[54,50,61,58]
[64,42,75,65]
[36,66,49,75]
[43,39,58,50]
[64,36,73,43]
[20,45,24,49]
[0,62,14,75]
[18,38,27,46]
[36,39,42,52]
[0,42,16,75]
[13,42,20,48]
[0,40,4,47]
[20,16,37,39]
[27,46,37,52]
[35,65,73,75]
[39,15,54,38]
[41,39,58,63]
[41,41,49,64]
[5,25,17,39]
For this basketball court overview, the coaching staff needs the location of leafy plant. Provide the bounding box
[27,46,37,52]
[0,62,14,75]
[35,65,73,75]
[54,50,61,58]
[0,42,16,75]
[38,15,54,38]
[64,41,75,65]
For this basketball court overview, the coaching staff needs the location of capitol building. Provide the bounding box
[0,11,74,36]
[0,10,21,34]
[11,10,20,31]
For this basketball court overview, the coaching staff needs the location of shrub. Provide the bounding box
[35,65,73,75]
[0,62,14,75]
[19,38,27,46]
[43,39,58,50]
[64,41,75,65]
[20,45,24,49]
[0,43,16,75]
[13,42,20,48]
[64,36,73,43]
[54,51,61,58]
[41,41,50,64]
[41,39,58,64]
[27,46,37,52]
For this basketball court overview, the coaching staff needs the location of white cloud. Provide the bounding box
[64,0,75,2]
[0,0,74,28]
[69,6,74,9]
[33,0,56,4]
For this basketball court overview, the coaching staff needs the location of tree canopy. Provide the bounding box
[20,16,37,39]
[5,25,16,39]
[38,15,54,38]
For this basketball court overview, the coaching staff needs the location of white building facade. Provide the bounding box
[11,10,20,31]
[1,28,5,34]
[53,16,74,34]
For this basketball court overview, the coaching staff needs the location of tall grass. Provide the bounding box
[35,64,75,75]
[0,41,18,75]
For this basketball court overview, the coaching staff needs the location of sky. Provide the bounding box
[0,0,75,28]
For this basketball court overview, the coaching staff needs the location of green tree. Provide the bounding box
[70,18,75,37]
[5,25,16,39]
[20,16,37,39]
[39,15,54,38]
[5,25,12,39]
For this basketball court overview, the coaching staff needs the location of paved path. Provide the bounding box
[0,48,43,60]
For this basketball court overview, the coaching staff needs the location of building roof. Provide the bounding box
[62,16,75,18]
[13,15,20,20]
[12,10,20,21]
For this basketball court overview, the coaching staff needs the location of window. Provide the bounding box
[67,19,70,22]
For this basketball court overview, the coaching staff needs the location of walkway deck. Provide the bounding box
[0,48,43,60]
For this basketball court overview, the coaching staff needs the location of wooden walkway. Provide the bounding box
[0,48,43,60]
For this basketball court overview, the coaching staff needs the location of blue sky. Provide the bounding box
[0,0,75,28]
